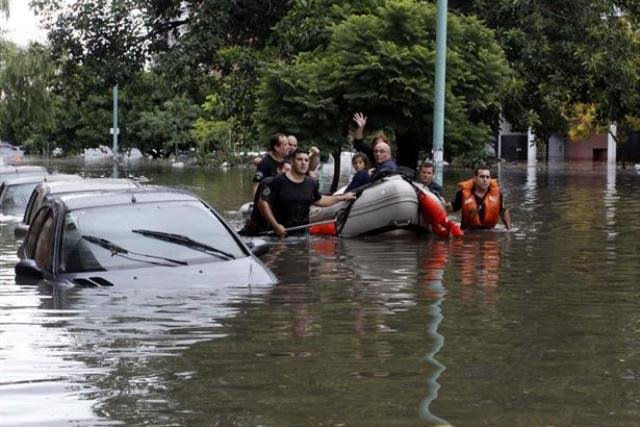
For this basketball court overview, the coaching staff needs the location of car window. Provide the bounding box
[61,200,247,273]
[34,214,56,270]
[2,183,39,216]
[25,207,51,259]
[23,189,40,223]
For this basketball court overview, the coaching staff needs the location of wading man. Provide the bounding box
[259,148,355,238]
[446,166,511,230]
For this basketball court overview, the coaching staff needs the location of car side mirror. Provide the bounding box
[246,238,270,257]
[15,259,44,279]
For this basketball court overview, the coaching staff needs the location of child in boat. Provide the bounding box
[344,152,372,193]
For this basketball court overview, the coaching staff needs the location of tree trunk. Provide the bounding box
[395,130,421,170]
[330,149,341,193]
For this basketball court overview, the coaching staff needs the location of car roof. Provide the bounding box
[38,178,141,195]
[2,174,81,186]
[55,186,200,210]
[0,165,47,175]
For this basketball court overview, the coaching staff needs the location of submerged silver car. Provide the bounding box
[0,174,82,218]
[0,141,25,165]
[0,165,48,185]
[14,178,141,238]
[15,188,276,288]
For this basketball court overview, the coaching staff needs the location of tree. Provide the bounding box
[129,93,200,157]
[256,0,510,165]
[449,0,640,142]
[32,0,149,86]
[0,41,57,152]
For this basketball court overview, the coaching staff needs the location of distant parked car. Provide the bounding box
[0,165,48,185]
[0,141,25,165]
[0,174,82,219]
[15,188,276,289]
[14,178,142,238]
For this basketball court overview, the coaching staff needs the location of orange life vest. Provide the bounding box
[458,178,501,229]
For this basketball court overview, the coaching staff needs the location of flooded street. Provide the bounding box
[1,160,639,426]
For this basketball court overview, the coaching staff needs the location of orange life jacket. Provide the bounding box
[458,178,501,229]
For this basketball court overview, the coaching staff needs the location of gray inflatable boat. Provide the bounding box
[310,175,426,237]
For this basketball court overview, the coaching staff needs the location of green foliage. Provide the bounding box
[32,0,148,86]
[450,0,640,141]
[257,0,510,156]
[129,93,200,156]
[0,41,56,152]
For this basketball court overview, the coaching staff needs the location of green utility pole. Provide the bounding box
[432,0,447,185]
[112,84,119,178]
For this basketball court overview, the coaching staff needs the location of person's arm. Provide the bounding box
[500,193,511,229]
[257,199,286,238]
[446,190,462,212]
[252,159,267,196]
[352,112,373,159]
[313,192,356,207]
[353,112,366,140]
[501,208,512,230]
[308,146,320,179]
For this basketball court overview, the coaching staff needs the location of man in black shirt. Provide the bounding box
[259,148,356,238]
[252,133,290,195]
[239,160,291,236]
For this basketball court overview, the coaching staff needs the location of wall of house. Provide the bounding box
[547,134,565,161]
[566,133,608,161]
[499,134,528,161]
[619,131,640,163]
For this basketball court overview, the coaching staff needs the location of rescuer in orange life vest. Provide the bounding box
[446,166,512,230]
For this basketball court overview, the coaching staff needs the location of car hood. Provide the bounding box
[59,255,278,289]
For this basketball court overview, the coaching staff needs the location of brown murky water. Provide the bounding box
[1,160,639,425]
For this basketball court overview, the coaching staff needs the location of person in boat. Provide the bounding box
[446,166,512,230]
[415,161,444,201]
[252,133,290,195]
[258,147,356,238]
[239,160,291,236]
[344,152,372,193]
[352,112,397,178]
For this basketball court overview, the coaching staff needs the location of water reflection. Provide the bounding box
[449,232,507,305]
[418,240,451,426]
[2,161,640,425]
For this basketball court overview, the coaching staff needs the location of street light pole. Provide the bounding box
[432,0,448,185]
[111,84,119,178]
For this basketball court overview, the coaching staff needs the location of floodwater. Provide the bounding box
[1,160,639,426]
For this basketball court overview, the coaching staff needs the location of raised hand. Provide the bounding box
[353,112,367,140]
[353,112,367,129]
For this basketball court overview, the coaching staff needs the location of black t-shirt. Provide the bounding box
[261,173,322,228]
[248,177,276,230]
[253,154,281,183]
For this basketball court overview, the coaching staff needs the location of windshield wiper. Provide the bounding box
[131,229,236,260]
[81,235,188,266]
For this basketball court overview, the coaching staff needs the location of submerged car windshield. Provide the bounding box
[2,183,39,216]
[60,200,246,273]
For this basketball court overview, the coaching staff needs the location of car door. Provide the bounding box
[22,206,58,275]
